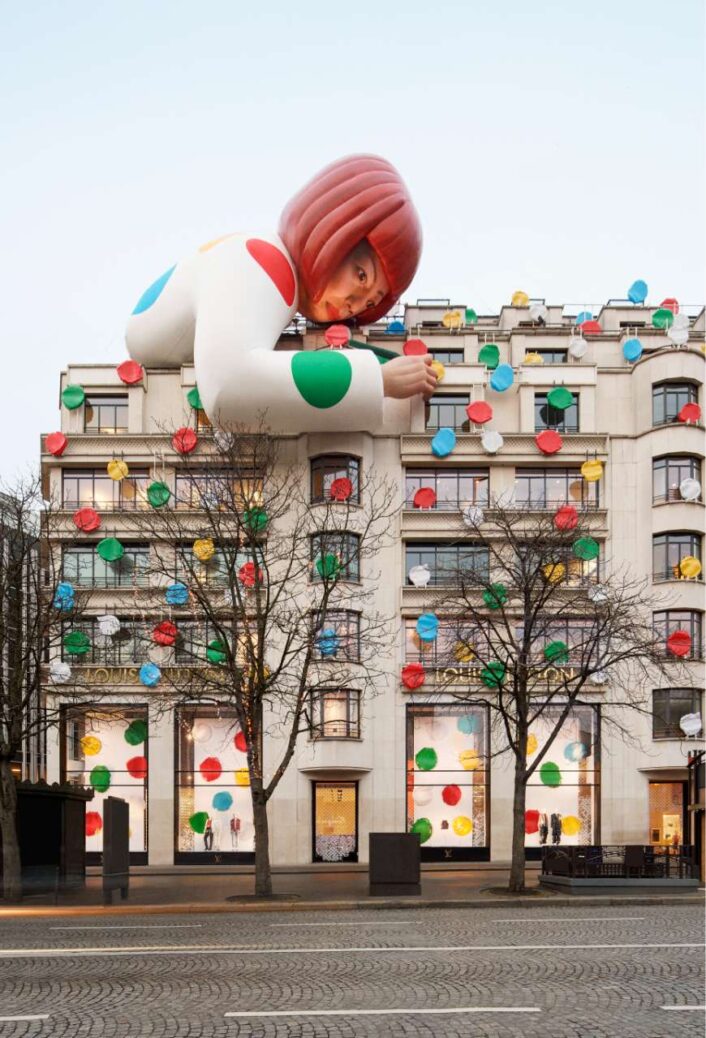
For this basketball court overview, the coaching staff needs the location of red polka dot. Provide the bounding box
[117,360,144,385]
[126,755,148,780]
[580,320,602,335]
[535,430,563,455]
[46,432,68,456]
[466,401,493,425]
[678,402,701,423]
[234,731,248,753]
[525,809,540,834]
[152,620,178,646]
[667,630,691,657]
[172,427,197,454]
[413,487,436,509]
[199,756,222,782]
[660,297,679,314]
[403,339,428,356]
[330,477,353,501]
[442,784,462,806]
[73,507,101,532]
[554,505,579,531]
[401,663,426,689]
[86,811,102,837]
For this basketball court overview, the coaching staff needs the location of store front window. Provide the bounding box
[175,707,254,862]
[525,704,599,855]
[62,705,148,863]
[407,703,489,861]
[648,781,686,846]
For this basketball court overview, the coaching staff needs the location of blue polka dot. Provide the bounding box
[212,791,234,812]
[457,714,478,735]
[132,266,176,315]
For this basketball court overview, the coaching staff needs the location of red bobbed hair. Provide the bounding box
[279,154,422,325]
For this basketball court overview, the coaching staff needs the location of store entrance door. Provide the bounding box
[312,781,358,863]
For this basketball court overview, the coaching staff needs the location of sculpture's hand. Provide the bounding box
[381,354,438,400]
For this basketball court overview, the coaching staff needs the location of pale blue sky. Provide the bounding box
[1,0,703,475]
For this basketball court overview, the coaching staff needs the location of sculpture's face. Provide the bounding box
[299,240,389,323]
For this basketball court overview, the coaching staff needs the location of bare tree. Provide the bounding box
[125,426,397,897]
[415,501,685,893]
[0,476,90,901]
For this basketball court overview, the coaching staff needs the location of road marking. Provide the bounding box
[491,917,646,924]
[224,1007,541,1018]
[269,921,412,928]
[50,924,204,931]
[661,1006,706,1012]
[0,942,700,959]
[0,1017,50,1023]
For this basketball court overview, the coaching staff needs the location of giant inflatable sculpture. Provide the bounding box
[126,154,433,432]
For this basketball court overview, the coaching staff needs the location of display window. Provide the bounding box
[406,703,489,861]
[62,705,148,862]
[524,704,599,853]
[648,781,686,846]
[175,707,254,862]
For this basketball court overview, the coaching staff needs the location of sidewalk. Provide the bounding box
[2,862,702,916]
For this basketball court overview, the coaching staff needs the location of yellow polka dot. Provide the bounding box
[235,768,250,787]
[562,815,581,837]
[459,749,480,771]
[430,360,446,382]
[81,735,102,756]
[526,733,538,756]
[452,815,473,836]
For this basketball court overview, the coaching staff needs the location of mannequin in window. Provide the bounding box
[550,812,563,845]
[203,815,214,851]
[230,815,241,849]
[539,813,549,845]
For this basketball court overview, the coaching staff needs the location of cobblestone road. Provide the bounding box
[0,904,703,1037]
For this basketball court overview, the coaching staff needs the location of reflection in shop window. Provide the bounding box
[525,704,599,850]
[175,707,254,858]
[648,781,686,846]
[62,706,148,856]
[407,704,489,859]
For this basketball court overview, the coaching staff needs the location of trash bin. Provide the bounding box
[369,833,421,896]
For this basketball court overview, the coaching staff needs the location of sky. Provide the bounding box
[1,0,704,477]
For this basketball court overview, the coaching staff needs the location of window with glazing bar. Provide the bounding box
[313,611,361,662]
[652,532,702,581]
[310,689,360,739]
[652,457,701,503]
[652,382,699,426]
[534,393,579,433]
[62,468,150,510]
[653,610,703,659]
[310,532,360,582]
[405,543,489,586]
[514,469,598,509]
[310,455,360,504]
[62,543,150,587]
[405,469,489,510]
[652,688,702,739]
[84,395,129,434]
[425,395,471,431]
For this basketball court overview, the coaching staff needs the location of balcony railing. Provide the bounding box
[542,844,697,880]
[311,719,360,739]
[653,567,704,583]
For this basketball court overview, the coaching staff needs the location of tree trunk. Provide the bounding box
[251,785,272,898]
[508,754,527,893]
[0,758,22,902]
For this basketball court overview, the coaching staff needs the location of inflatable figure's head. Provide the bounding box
[279,154,422,325]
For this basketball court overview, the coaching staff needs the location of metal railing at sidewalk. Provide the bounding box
[542,844,697,879]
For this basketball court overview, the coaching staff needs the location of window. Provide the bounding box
[652,382,699,427]
[404,618,469,665]
[62,706,148,856]
[313,611,361,662]
[61,618,144,664]
[525,704,599,850]
[652,457,702,503]
[175,469,263,511]
[405,543,489,586]
[311,532,360,582]
[311,455,360,504]
[652,532,702,581]
[518,543,599,586]
[175,543,256,586]
[649,782,686,846]
[196,409,212,433]
[514,468,598,509]
[84,395,128,434]
[62,468,149,511]
[407,703,489,860]
[175,706,254,859]
[534,393,579,433]
[405,469,489,510]
[174,620,245,664]
[428,348,465,365]
[310,689,360,739]
[425,395,470,431]
[653,611,703,660]
[533,349,567,364]
[652,689,702,739]
[531,620,597,665]
[63,543,150,587]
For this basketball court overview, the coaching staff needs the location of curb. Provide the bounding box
[1,893,702,918]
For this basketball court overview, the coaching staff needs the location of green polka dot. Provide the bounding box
[411,817,433,844]
[90,765,111,793]
[291,351,352,409]
[62,385,85,410]
[187,386,203,410]
[540,761,562,787]
[189,811,209,834]
[415,747,438,771]
[124,719,147,746]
